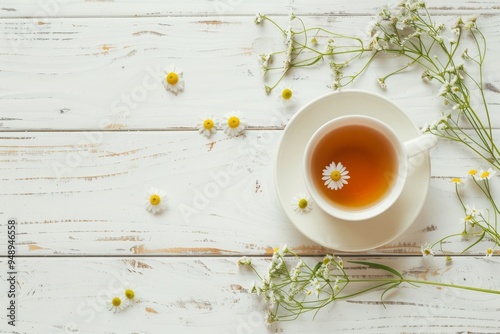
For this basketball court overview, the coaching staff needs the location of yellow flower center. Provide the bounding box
[203,119,214,130]
[451,177,461,184]
[112,297,121,307]
[228,116,240,129]
[486,248,493,255]
[298,198,308,209]
[464,215,472,221]
[125,289,135,300]
[166,72,179,85]
[281,88,293,100]
[468,169,477,176]
[330,170,341,181]
[481,171,490,179]
[424,249,432,255]
[150,194,161,206]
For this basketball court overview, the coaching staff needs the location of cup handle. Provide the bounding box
[404,134,438,158]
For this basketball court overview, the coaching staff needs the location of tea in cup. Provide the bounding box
[303,115,437,221]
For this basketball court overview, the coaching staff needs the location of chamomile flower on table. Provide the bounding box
[163,65,184,94]
[122,283,137,307]
[477,168,496,180]
[108,294,126,313]
[322,161,350,190]
[291,192,313,214]
[278,83,296,106]
[222,111,245,137]
[420,243,434,256]
[198,115,218,138]
[145,188,167,214]
[467,168,478,178]
[485,247,494,257]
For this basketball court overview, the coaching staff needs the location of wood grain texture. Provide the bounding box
[1,15,500,130]
[1,1,500,332]
[0,131,498,256]
[1,256,499,334]
[1,0,500,18]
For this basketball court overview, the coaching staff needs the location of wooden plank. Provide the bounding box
[1,15,500,130]
[1,256,499,333]
[1,0,499,18]
[0,131,498,256]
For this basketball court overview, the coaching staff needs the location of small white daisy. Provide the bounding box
[122,283,137,307]
[107,294,125,313]
[291,192,313,214]
[322,161,350,190]
[237,256,252,266]
[275,244,289,256]
[145,187,167,214]
[254,13,264,24]
[198,115,217,138]
[222,111,245,137]
[477,168,496,181]
[465,204,481,218]
[420,243,434,256]
[485,247,494,257]
[460,214,474,225]
[467,169,478,178]
[278,84,296,106]
[450,177,462,186]
[163,65,184,93]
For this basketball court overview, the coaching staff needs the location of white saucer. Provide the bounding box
[274,90,431,252]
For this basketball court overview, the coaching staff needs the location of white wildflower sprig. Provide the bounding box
[254,12,372,94]
[239,248,500,323]
[368,3,499,169]
[423,168,499,258]
[255,1,500,170]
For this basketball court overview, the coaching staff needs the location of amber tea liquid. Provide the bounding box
[310,124,398,209]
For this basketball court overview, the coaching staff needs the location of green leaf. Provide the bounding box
[460,230,486,254]
[380,282,402,308]
[311,261,323,275]
[348,260,404,279]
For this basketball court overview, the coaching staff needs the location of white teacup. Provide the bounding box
[303,115,437,221]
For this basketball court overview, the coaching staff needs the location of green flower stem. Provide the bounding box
[256,3,500,167]
[345,278,500,295]
[243,250,500,322]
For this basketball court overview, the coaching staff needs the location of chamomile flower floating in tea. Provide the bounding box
[278,84,296,106]
[163,65,184,93]
[222,111,245,137]
[322,161,350,190]
[291,192,313,214]
[108,294,125,313]
[145,188,167,214]
[198,115,218,138]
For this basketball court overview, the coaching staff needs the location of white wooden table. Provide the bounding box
[1,1,500,333]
